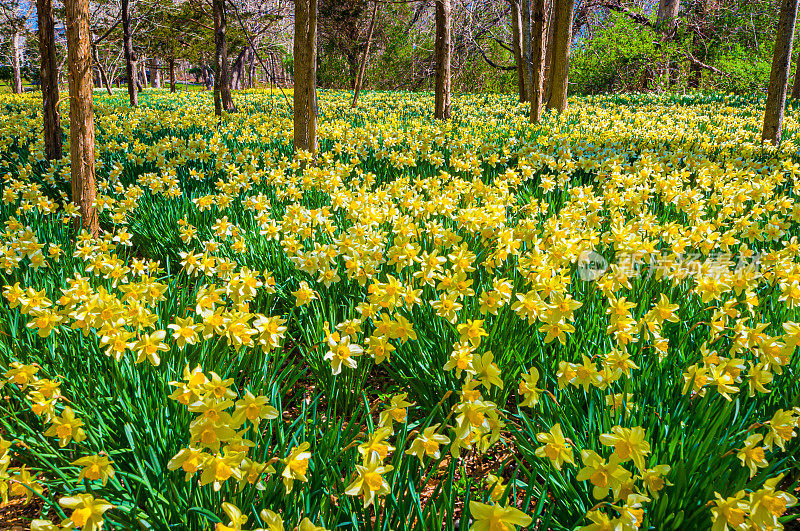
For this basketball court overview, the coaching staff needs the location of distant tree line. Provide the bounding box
[1,0,799,237]
[1,0,797,98]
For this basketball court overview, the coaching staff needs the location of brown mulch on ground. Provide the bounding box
[0,496,44,531]
[416,439,522,525]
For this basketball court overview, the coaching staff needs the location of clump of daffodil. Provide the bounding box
[710,474,797,531]
[166,364,281,492]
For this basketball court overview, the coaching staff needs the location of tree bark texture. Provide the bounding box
[231,45,257,90]
[294,0,318,154]
[11,31,23,94]
[511,0,527,102]
[202,64,213,90]
[346,52,359,90]
[169,57,177,92]
[530,0,547,122]
[248,56,257,88]
[352,0,379,108]
[543,0,556,104]
[121,0,137,106]
[521,0,533,103]
[64,0,99,236]
[654,0,680,86]
[150,57,161,88]
[763,0,799,144]
[546,0,574,113]
[792,48,800,99]
[140,58,147,90]
[656,0,680,35]
[213,0,235,115]
[36,0,62,160]
[57,55,66,86]
[434,0,451,120]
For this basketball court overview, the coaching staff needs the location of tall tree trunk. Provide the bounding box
[687,32,703,90]
[687,0,706,90]
[546,0,574,112]
[668,59,680,87]
[108,63,119,89]
[91,44,113,95]
[434,0,451,120]
[231,46,255,90]
[121,0,137,106]
[792,48,800,99]
[650,0,680,89]
[150,57,161,88]
[521,0,533,103]
[36,0,62,160]
[687,62,701,90]
[140,58,147,90]
[763,0,799,144]
[231,51,243,90]
[169,57,177,92]
[248,55,257,88]
[57,55,66,87]
[543,0,556,104]
[352,0,379,107]
[656,0,680,31]
[294,0,318,155]
[269,53,277,86]
[64,0,99,236]
[11,30,23,93]
[511,0,527,102]
[347,52,360,90]
[204,65,213,89]
[133,57,142,91]
[530,0,547,122]
[212,0,235,115]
